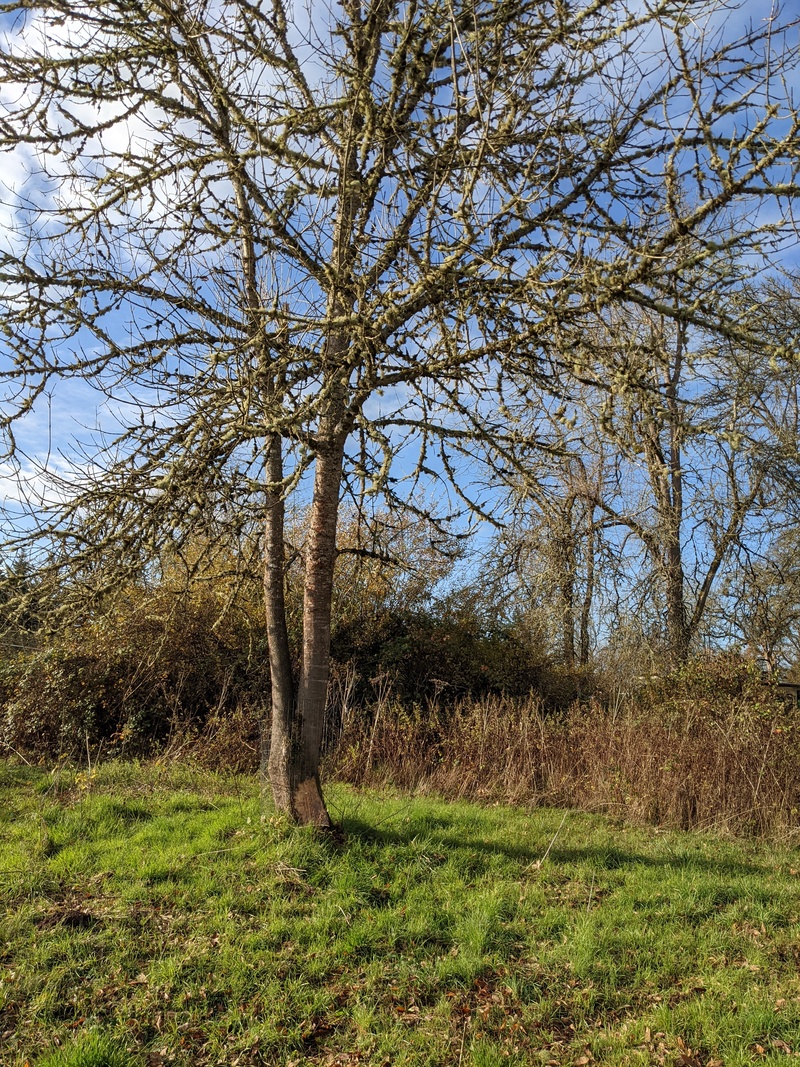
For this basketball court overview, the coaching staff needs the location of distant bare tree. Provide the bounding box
[497,408,609,667]
[559,280,800,665]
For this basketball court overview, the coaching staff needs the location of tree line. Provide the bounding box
[494,273,800,673]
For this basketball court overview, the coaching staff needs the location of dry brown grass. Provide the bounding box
[327,681,800,837]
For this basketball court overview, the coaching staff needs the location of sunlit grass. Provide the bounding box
[2,760,800,1065]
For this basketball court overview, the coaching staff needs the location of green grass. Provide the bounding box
[2,761,800,1066]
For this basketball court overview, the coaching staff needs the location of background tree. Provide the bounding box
[492,404,610,669]
[723,530,800,672]
[621,316,797,665]
[1,0,799,824]
[503,244,800,667]
[0,551,41,651]
[588,302,776,665]
[710,275,800,672]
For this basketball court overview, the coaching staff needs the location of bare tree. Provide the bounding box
[496,411,608,668]
[712,275,800,671]
[499,250,800,670]
[565,285,800,665]
[724,531,800,672]
[1,0,798,823]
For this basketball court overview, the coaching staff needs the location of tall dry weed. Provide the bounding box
[327,675,800,837]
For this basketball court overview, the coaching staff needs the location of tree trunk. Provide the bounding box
[293,441,345,827]
[560,570,576,667]
[664,322,689,666]
[263,432,299,817]
[267,94,356,825]
[579,507,596,667]
[266,435,344,828]
[664,534,690,666]
[557,500,576,667]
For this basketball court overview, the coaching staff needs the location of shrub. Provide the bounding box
[330,586,555,708]
[0,582,266,760]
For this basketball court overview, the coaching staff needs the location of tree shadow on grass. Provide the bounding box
[339,810,767,880]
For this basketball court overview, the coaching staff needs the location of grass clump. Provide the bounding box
[2,760,800,1065]
[36,1032,135,1067]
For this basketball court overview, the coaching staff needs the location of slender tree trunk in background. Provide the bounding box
[648,435,690,667]
[664,323,690,666]
[558,500,576,667]
[664,534,690,666]
[579,508,596,667]
[639,321,691,666]
[560,567,576,667]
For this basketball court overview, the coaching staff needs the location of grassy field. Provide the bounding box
[2,762,800,1066]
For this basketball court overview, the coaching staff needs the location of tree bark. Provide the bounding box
[264,432,299,817]
[664,322,690,666]
[579,506,596,667]
[664,534,690,665]
[289,441,346,827]
[265,435,344,828]
[553,497,576,667]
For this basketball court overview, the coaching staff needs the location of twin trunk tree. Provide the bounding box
[1,0,799,822]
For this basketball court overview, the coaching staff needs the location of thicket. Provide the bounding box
[0,579,267,768]
[0,534,555,763]
[2,544,799,836]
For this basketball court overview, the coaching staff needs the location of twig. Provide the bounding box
[0,740,31,766]
[370,800,415,830]
[193,846,244,857]
[527,809,568,871]
[458,1020,468,1066]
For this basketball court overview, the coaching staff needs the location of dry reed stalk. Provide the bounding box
[326,686,800,837]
